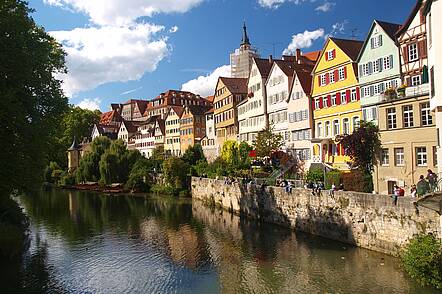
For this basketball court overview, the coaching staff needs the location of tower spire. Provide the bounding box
[241,21,250,46]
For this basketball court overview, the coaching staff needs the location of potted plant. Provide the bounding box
[383,88,397,101]
[397,84,407,97]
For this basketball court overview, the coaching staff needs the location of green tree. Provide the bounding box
[49,106,101,167]
[0,0,68,195]
[221,141,239,166]
[151,145,165,172]
[238,141,252,167]
[253,125,284,158]
[336,121,381,192]
[182,144,206,166]
[76,136,111,183]
[162,157,190,194]
[126,157,153,192]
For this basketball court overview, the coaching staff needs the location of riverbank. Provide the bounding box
[191,177,441,256]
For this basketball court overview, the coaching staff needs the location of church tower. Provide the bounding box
[230,22,259,78]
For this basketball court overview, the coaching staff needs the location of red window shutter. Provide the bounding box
[312,99,316,110]
[341,144,345,155]
[336,92,341,104]
[356,87,361,100]
[345,89,351,103]
[318,75,321,86]
[319,97,323,108]
[419,39,428,58]
[337,144,341,155]
[334,70,339,81]
[402,46,409,63]
[327,95,331,106]
[332,49,336,59]
[325,53,329,61]
[343,66,347,79]
[328,144,333,154]
[326,74,330,85]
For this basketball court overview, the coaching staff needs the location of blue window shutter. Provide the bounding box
[359,65,363,77]
[378,58,383,72]
[379,35,383,46]
[368,62,373,74]
[369,85,374,96]
[389,55,393,68]
[370,38,374,49]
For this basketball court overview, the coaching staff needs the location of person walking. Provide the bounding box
[416,175,430,197]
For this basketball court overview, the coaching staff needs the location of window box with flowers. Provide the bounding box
[383,88,397,101]
[397,84,407,97]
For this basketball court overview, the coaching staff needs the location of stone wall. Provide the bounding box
[191,177,441,255]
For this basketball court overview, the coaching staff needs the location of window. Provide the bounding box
[373,59,380,73]
[351,89,357,102]
[416,147,427,166]
[363,87,370,98]
[421,102,432,126]
[320,74,327,86]
[317,123,323,138]
[387,108,397,129]
[327,50,335,61]
[315,98,320,109]
[371,35,382,49]
[403,105,414,128]
[338,68,345,80]
[352,116,360,130]
[411,75,421,86]
[329,72,335,84]
[381,149,389,166]
[333,120,340,136]
[323,96,328,108]
[331,94,337,106]
[394,148,405,166]
[343,118,350,134]
[383,55,392,70]
[325,121,331,137]
[341,91,347,104]
[363,63,370,76]
[408,43,418,62]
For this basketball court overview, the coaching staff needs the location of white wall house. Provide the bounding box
[238,57,272,144]
[266,59,295,148]
[287,67,314,168]
[425,0,442,173]
[201,108,219,162]
[134,118,157,158]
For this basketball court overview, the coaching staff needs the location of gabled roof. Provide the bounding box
[155,119,165,135]
[396,0,424,37]
[330,38,364,61]
[253,57,274,78]
[287,63,314,101]
[100,109,122,124]
[357,20,401,62]
[302,50,321,63]
[121,120,141,134]
[274,60,296,77]
[219,77,248,94]
[185,105,212,116]
[167,106,185,118]
[205,95,215,103]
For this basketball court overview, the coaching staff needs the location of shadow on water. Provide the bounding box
[1,188,439,293]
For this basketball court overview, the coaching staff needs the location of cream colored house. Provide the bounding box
[374,94,437,195]
[165,106,184,157]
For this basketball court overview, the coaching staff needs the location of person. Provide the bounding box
[329,183,336,197]
[416,175,430,197]
[399,186,405,197]
[410,184,417,198]
[339,183,344,191]
[426,169,437,191]
[285,181,292,193]
[392,185,400,205]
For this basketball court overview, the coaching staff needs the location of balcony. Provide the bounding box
[381,83,429,102]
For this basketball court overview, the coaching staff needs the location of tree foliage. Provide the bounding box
[76,137,112,183]
[182,144,206,166]
[49,106,101,167]
[253,125,284,158]
[401,234,442,289]
[0,0,68,195]
[125,157,152,192]
[221,141,239,165]
[162,157,190,194]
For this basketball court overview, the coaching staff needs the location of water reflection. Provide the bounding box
[0,189,438,293]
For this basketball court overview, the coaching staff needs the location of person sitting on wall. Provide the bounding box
[329,183,336,197]
[285,181,292,193]
[416,175,430,197]
[392,185,400,205]
[426,169,437,192]
[410,184,417,198]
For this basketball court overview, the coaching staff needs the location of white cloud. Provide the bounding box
[43,0,204,26]
[315,1,335,12]
[258,0,305,9]
[181,65,231,97]
[283,29,324,55]
[77,98,101,110]
[50,24,168,97]
[329,20,348,37]
[169,26,179,33]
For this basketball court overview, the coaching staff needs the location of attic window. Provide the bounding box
[326,50,335,61]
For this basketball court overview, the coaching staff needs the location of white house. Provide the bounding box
[134,117,157,158]
[266,58,296,148]
[201,107,219,162]
[238,57,273,144]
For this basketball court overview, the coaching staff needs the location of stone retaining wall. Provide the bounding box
[191,177,441,255]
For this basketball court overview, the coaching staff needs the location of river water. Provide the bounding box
[1,189,438,293]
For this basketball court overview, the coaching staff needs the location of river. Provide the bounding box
[0,189,438,293]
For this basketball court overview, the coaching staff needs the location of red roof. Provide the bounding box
[219,77,248,94]
[100,110,122,124]
[330,38,364,61]
[302,50,321,63]
[205,95,215,103]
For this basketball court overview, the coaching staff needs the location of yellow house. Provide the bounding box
[311,38,364,170]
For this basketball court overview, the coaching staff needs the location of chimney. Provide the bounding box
[296,48,302,63]
[268,54,273,63]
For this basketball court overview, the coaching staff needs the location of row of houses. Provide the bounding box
[73,0,441,195]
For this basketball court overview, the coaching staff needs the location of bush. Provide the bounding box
[305,167,323,183]
[401,234,442,289]
[125,158,152,192]
[163,157,190,194]
[59,172,76,186]
[341,170,373,192]
[0,197,29,259]
[325,170,341,189]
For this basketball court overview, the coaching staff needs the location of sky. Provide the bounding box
[28,0,417,112]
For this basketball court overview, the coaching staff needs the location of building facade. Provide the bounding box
[134,117,158,158]
[311,38,364,170]
[213,77,248,147]
[425,0,442,173]
[180,105,211,152]
[266,59,296,147]
[119,99,149,121]
[238,57,273,143]
[164,107,184,157]
[201,107,218,162]
[357,20,402,125]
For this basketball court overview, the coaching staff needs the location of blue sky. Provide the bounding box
[29,0,416,111]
